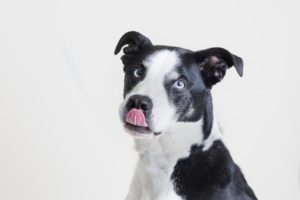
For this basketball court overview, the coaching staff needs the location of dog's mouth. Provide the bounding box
[125,108,148,127]
[123,108,161,136]
[123,122,152,134]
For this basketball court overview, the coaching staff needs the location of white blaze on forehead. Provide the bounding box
[124,50,180,132]
[143,50,180,81]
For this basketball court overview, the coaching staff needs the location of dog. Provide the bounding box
[114,31,257,200]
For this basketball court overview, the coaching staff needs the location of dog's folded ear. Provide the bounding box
[114,31,152,65]
[194,47,243,88]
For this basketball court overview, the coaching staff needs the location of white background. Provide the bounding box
[0,0,299,199]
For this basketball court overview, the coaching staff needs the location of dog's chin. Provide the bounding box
[123,123,161,138]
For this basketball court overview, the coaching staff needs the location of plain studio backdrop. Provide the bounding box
[0,0,299,199]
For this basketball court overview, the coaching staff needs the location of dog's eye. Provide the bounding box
[174,79,185,89]
[133,65,144,78]
[133,68,144,78]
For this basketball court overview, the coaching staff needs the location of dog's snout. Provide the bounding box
[126,95,153,113]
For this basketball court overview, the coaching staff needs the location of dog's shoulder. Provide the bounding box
[171,140,257,200]
[171,140,233,194]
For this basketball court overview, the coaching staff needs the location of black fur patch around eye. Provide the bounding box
[123,65,146,98]
[163,53,213,139]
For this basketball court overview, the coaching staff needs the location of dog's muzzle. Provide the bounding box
[122,95,154,135]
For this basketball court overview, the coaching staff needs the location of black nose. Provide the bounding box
[126,95,153,113]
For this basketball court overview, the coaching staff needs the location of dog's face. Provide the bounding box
[115,31,243,138]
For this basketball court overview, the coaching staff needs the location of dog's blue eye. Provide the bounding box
[174,79,185,89]
[133,68,143,78]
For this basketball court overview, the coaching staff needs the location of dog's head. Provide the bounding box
[115,31,243,138]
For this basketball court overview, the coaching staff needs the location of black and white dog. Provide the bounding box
[115,31,257,200]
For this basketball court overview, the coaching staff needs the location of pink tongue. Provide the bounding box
[126,108,147,127]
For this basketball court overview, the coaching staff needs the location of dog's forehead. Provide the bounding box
[142,49,181,78]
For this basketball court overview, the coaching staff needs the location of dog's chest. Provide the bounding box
[133,122,204,200]
[138,151,183,200]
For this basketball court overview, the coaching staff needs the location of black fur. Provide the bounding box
[202,93,213,139]
[171,140,257,200]
[195,47,243,88]
[114,31,153,66]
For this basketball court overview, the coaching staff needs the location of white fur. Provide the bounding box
[126,120,222,200]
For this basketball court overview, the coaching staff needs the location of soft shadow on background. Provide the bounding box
[0,0,299,199]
